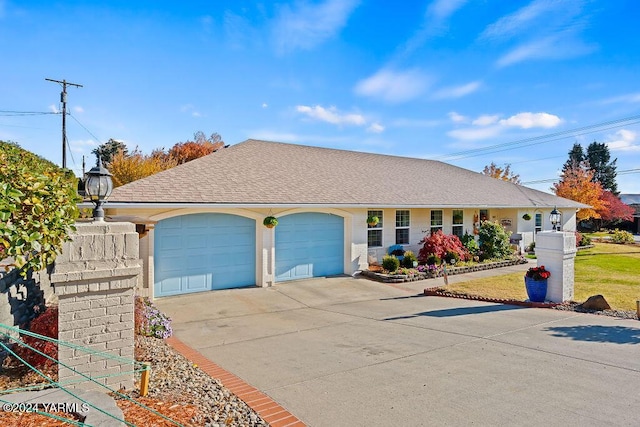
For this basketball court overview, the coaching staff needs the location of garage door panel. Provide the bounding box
[275,213,343,282]
[155,213,256,296]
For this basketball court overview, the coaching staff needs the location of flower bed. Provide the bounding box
[361,258,527,284]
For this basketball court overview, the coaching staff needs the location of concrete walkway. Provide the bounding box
[157,267,640,427]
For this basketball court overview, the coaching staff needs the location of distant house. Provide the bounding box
[620,194,640,234]
[106,139,585,298]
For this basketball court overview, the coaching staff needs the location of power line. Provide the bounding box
[521,168,640,185]
[0,110,58,116]
[68,113,103,145]
[45,78,83,169]
[437,114,640,161]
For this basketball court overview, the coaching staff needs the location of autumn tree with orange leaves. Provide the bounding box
[109,148,178,187]
[481,162,521,184]
[553,162,607,221]
[168,131,224,164]
[95,131,225,187]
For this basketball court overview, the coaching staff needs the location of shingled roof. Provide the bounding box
[108,139,586,209]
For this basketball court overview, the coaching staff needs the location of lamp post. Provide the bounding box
[549,207,561,231]
[84,158,113,221]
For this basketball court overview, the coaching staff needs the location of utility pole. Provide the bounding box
[46,78,83,169]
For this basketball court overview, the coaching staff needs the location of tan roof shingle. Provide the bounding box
[108,139,586,208]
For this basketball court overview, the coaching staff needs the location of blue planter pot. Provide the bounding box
[525,277,547,302]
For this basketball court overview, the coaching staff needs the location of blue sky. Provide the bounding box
[2,0,639,194]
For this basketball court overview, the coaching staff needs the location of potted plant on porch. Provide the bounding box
[367,215,380,227]
[263,216,278,228]
[524,265,550,302]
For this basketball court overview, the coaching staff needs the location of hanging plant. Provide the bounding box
[522,213,532,221]
[263,216,278,228]
[367,215,379,227]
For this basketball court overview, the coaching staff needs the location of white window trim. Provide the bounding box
[430,210,443,234]
[368,210,384,248]
[395,210,410,245]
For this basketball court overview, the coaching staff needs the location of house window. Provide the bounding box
[535,213,542,233]
[480,209,489,222]
[368,210,383,247]
[430,210,443,234]
[452,210,464,238]
[395,210,410,245]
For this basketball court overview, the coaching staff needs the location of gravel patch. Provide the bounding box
[135,335,268,427]
[552,302,639,320]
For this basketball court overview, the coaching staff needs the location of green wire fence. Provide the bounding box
[0,323,186,426]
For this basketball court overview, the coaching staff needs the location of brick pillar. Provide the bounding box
[50,222,141,390]
[534,231,577,303]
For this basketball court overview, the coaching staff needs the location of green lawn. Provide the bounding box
[441,242,640,311]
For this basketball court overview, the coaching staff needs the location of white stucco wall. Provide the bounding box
[106,205,577,298]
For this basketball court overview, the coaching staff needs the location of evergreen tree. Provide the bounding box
[92,138,127,165]
[562,143,585,172]
[586,141,618,195]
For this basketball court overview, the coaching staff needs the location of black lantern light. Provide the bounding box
[84,158,113,221]
[549,207,561,231]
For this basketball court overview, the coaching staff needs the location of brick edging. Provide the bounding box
[165,336,306,427]
[422,289,560,308]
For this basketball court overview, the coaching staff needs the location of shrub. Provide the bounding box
[425,254,441,266]
[381,255,400,273]
[402,250,417,268]
[13,306,58,370]
[418,230,469,264]
[575,231,592,247]
[444,251,460,265]
[135,297,173,339]
[610,229,634,244]
[526,242,536,253]
[478,221,512,260]
[460,232,479,255]
[0,141,80,272]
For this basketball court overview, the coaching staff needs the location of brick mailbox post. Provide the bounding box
[50,221,141,391]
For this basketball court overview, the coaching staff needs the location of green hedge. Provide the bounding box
[0,141,79,272]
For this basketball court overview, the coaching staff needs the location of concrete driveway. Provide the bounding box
[156,275,640,426]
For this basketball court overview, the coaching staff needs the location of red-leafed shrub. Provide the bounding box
[14,306,58,369]
[418,231,470,264]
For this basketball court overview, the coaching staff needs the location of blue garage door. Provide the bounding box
[275,212,344,282]
[154,213,255,296]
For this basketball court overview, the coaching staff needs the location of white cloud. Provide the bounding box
[599,92,640,105]
[499,112,562,129]
[399,0,468,55]
[262,103,268,108]
[448,111,562,141]
[49,104,59,114]
[448,111,467,123]
[606,129,640,152]
[447,126,502,141]
[472,114,500,126]
[480,0,596,68]
[480,0,560,41]
[70,139,97,153]
[433,81,481,99]
[354,68,430,103]
[427,0,468,21]
[296,105,366,126]
[367,122,385,133]
[180,104,202,118]
[272,0,359,54]
[73,106,84,113]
